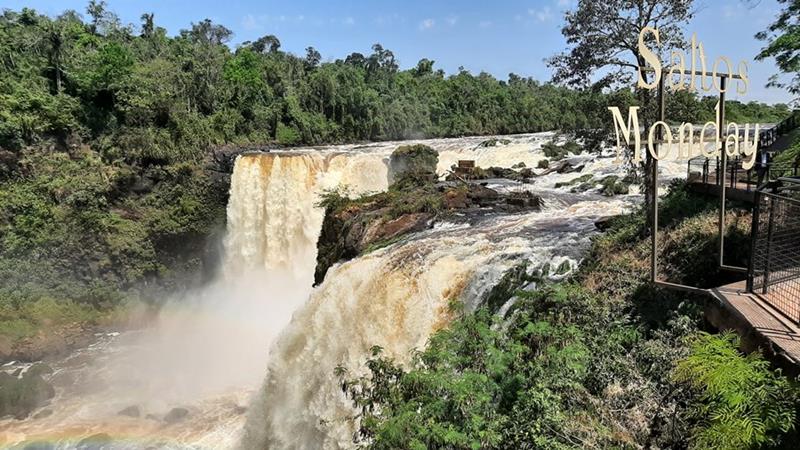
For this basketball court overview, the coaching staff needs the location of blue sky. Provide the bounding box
[3,0,792,104]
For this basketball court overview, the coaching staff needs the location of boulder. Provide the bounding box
[361,213,431,248]
[467,184,500,206]
[163,407,189,424]
[76,433,112,450]
[388,144,439,185]
[443,189,469,209]
[0,368,55,419]
[117,405,140,418]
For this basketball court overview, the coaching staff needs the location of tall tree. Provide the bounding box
[304,46,321,70]
[548,0,694,211]
[756,0,800,98]
[140,13,154,38]
[251,34,281,54]
[42,20,66,94]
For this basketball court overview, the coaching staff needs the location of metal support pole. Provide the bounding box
[650,75,665,283]
[718,76,727,268]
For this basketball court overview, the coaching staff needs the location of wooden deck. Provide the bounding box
[708,281,800,368]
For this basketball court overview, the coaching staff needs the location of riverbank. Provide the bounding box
[339,181,799,449]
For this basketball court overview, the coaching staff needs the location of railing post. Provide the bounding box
[747,169,752,192]
[762,195,776,295]
[747,189,762,292]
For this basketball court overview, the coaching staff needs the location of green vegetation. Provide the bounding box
[0,363,55,419]
[598,175,632,196]
[388,144,440,185]
[340,183,799,449]
[541,140,581,160]
[0,145,227,352]
[757,0,800,97]
[675,332,796,449]
[554,174,593,189]
[477,138,511,148]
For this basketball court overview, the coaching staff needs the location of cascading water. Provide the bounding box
[0,132,686,449]
[0,151,389,448]
[237,197,634,450]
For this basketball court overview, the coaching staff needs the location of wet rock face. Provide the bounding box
[314,180,544,285]
[0,363,55,419]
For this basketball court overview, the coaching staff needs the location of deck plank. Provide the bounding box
[711,281,800,364]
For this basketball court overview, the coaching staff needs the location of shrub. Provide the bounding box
[541,140,581,160]
[674,332,797,449]
[599,175,631,196]
[276,122,301,145]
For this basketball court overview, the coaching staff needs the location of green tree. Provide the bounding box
[548,0,694,211]
[756,0,800,98]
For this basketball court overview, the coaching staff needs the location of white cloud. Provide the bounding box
[241,13,309,30]
[375,13,404,26]
[242,14,258,31]
[419,18,435,30]
[479,20,493,28]
[343,16,355,25]
[528,7,553,22]
[445,15,458,26]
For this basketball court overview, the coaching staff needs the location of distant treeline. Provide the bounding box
[0,5,791,164]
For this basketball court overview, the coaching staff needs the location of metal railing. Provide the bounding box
[687,111,800,190]
[687,157,799,192]
[760,111,800,148]
[747,180,800,323]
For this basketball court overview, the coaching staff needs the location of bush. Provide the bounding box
[541,140,581,160]
[599,175,631,196]
[674,332,797,449]
[276,122,301,145]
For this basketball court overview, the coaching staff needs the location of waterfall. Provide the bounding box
[0,133,655,449]
[224,153,328,283]
[238,197,627,449]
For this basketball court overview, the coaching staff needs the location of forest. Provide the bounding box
[0,5,791,161]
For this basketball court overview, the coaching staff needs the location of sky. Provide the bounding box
[3,0,792,104]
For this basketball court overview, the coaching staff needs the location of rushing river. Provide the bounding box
[0,133,686,449]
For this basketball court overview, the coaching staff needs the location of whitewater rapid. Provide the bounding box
[0,132,686,449]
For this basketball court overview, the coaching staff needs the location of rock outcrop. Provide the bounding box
[314,145,544,284]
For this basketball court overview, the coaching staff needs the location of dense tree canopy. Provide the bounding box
[0,3,787,167]
[757,0,800,98]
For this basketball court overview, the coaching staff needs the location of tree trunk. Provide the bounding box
[636,56,656,232]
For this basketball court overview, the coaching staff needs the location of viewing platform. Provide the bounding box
[686,112,799,203]
[705,178,800,373]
